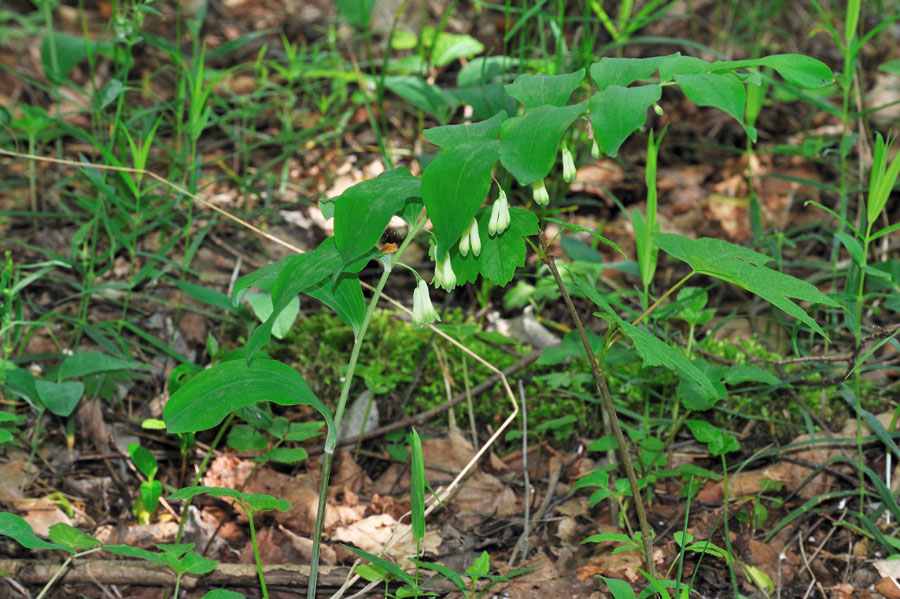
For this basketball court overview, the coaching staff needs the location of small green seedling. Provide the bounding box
[169,486,290,599]
[128,443,162,524]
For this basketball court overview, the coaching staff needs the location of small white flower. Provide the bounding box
[561,145,576,183]
[412,279,440,327]
[532,179,550,206]
[468,218,481,257]
[653,102,664,116]
[489,188,511,235]
[458,227,471,257]
[591,138,601,159]
[432,252,457,291]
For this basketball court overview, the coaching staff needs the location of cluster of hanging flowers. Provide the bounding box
[414,143,580,326]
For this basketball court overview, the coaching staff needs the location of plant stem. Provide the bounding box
[541,247,657,580]
[308,217,423,598]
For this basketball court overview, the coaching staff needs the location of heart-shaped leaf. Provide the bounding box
[499,101,587,185]
[589,85,660,157]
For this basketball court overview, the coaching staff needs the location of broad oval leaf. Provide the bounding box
[505,69,585,108]
[163,358,336,451]
[588,85,661,157]
[499,101,587,185]
[384,76,458,124]
[675,73,756,142]
[48,523,99,551]
[756,54,834,89]
[58,351,150,380]
[332,167,422,264]
[35,380,84,417]
[0,513,69,552]
[423,138,499,259]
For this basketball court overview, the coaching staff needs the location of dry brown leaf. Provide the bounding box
[331,513,441,561]
[22,497,72,537]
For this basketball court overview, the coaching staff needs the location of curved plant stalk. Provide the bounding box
[540,238,658,581]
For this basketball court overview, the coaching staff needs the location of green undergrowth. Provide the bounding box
[258,306,860,451]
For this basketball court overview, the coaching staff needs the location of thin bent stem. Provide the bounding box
[542,247,657,580]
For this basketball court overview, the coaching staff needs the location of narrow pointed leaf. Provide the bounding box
[0,513,69,552]
[654,233,838,340]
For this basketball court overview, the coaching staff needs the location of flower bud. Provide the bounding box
[532,179,550,206]
[561,145,576,183]
[458,227,471,257]
[591,138,601,159]
[468,218,481,257]
[653,102,664,116]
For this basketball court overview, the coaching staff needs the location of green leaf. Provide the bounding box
[589,55,672,90]
[48,523,99,551]
[423,139,499,259]
[334,0,377,27]
[0,513,68,552]
[409,428,426,542]
[384,76,458,124]
[675,73,756,141]
[259,447,308,463]
[449,206,539,287]
[227,424,269,452]
[247,239,342,359]
[127,444,158,479]
[344,545,416,586]
[424,110,507,148]
[430,32,484,67]
[355,563,389,582]
[332,168,421,264]
[57,351,150,380]
[504,69,585,108]
[244,292,300,339]
[499,101,587,185]
[589,85,660,159]
[537,329,604,365]
[653,233,839,340]
[659,55,710,81]
[452,84,517,120]
[723,364,780,386]
[201,590,245,599]
[35,380,83,417]
[753,54,834,88]
[601,576,637,599]
[169,486,291,514]
[163,358,336,451]
[573,469,609,491]
[686,420,739,456]
[569,275,718,399]
[413,560,466,592]
[467,550,490,577]
[174,279,252,320]
[42,32,110,82]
